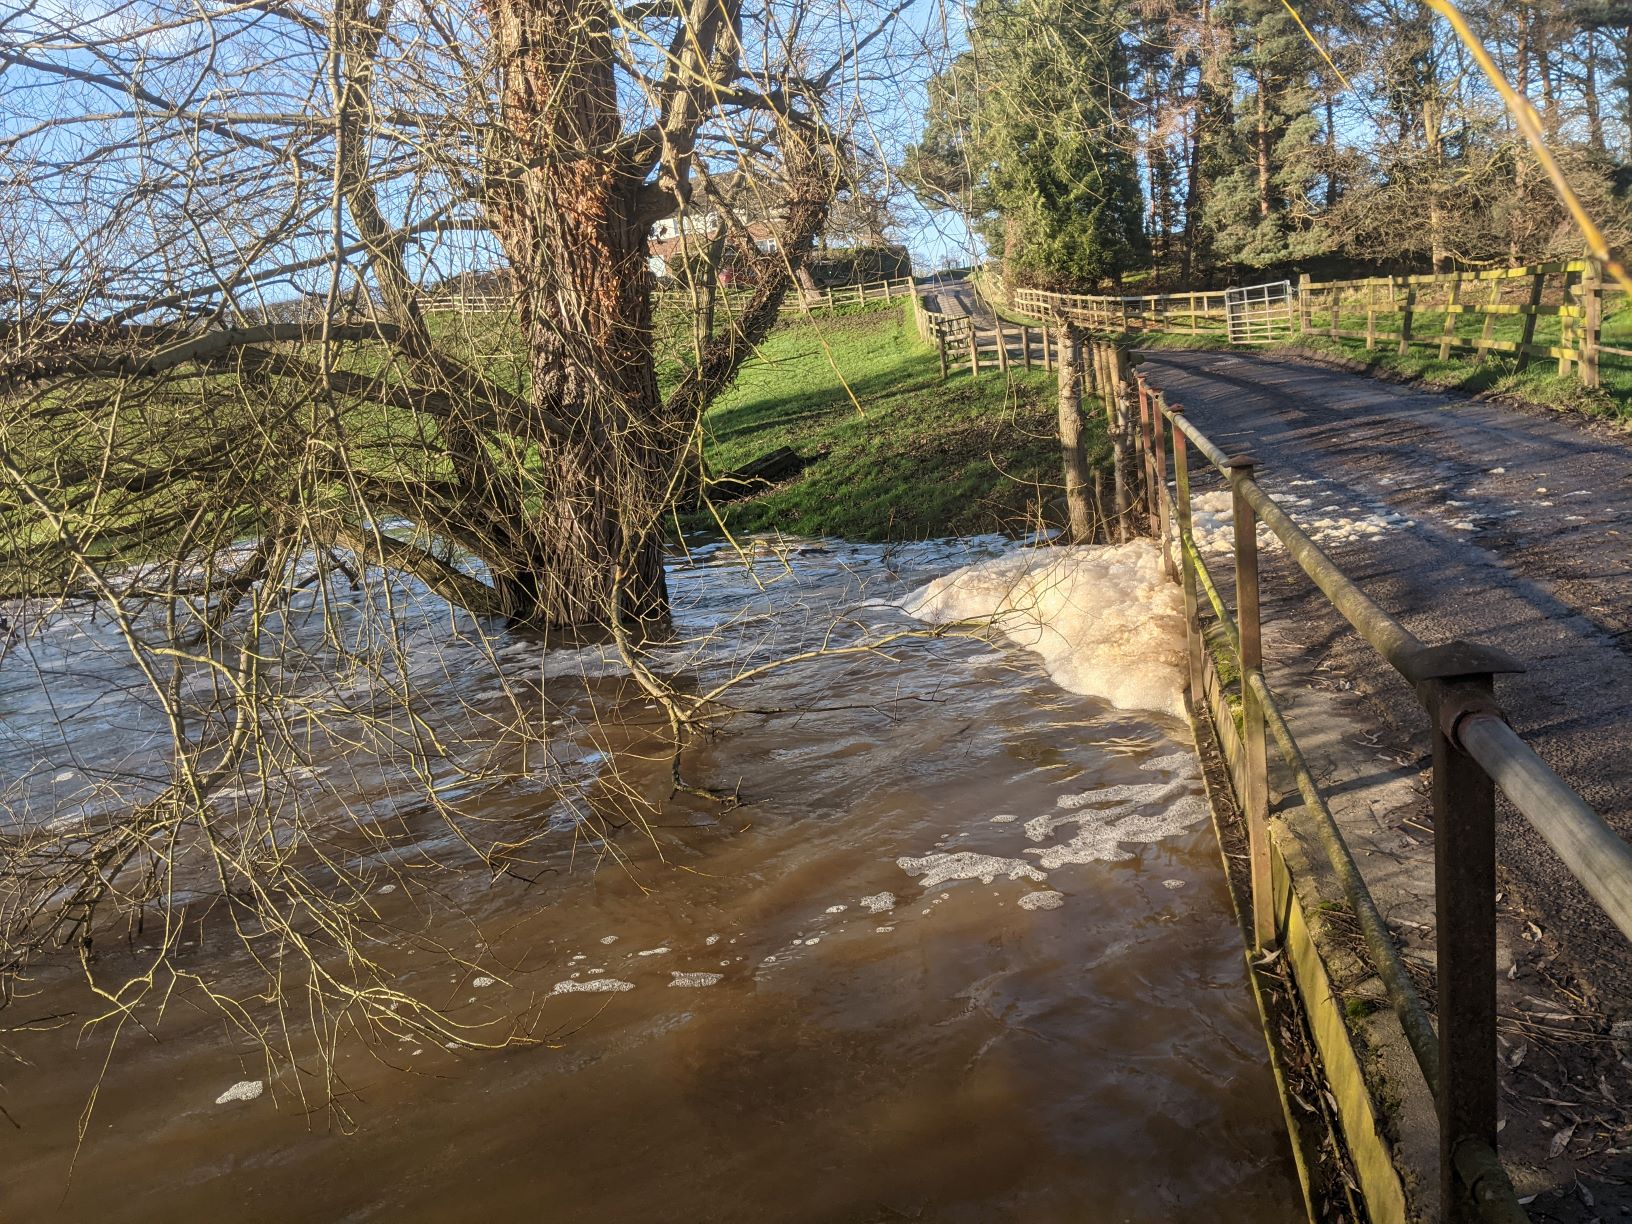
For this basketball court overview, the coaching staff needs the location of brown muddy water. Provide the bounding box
[1,537,1302,1223]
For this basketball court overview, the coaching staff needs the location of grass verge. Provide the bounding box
[687,302,1103,540]
[1125,311,1632,421]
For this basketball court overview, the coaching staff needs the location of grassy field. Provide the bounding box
[1276,298,1632,419]
[0,297,1094,598]
[688,301,1102,540]
[987,275,1632,420]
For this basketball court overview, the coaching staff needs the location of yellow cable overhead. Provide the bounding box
[1276,0,1352,94]
[1426,0,1632,294]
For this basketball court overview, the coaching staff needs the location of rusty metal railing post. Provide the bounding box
[1397,641,1518,1223]
[1170,402,1204,713]
[1229,454,1277,951]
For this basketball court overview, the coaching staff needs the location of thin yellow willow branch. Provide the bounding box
[1426,0,1632,295]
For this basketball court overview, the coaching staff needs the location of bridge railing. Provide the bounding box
[1133,366,1632,1222]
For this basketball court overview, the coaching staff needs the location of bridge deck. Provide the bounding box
[1140,347,1632,1205]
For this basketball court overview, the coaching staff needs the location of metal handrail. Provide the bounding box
[1167,405,1632,948]
[1135,368,1632,1222]
[1460,715,1632,940]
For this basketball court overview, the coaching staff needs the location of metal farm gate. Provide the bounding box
[1225,280,1296,344]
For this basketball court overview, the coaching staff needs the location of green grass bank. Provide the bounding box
[687,301,1101,541]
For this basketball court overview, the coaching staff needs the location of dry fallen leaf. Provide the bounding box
[1549,1121,1578,1159]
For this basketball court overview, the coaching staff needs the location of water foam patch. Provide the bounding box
[1018,890,1065,911]
[215,1080,264,1105]
[900,542,1185,718]
[668,972,724,988]
[1022,755,1208,869]
[551,978,635,995]
[897,852,1047,888]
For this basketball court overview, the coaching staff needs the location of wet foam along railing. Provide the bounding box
[1133,367,1632,1224]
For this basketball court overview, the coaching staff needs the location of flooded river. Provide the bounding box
[1,537,1302,1222]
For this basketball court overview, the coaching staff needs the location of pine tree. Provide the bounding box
[909,0,1148,288]
[1203,0,1332,268]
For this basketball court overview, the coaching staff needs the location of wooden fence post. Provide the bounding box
[1057,322,1094,543]
[1152,391,1172,578]
[1421,665,1507,1221]
[1476,277,1502,362]
[1559,266,1579,379]
[997,322,1010,374]
[937,329,948,381]
[1329,282,1340,340]
[1022,326,1033,370]
[1171,405,1205,712]
[1138,378,1159,538]
[1366,278,1378,350]
[969,323,980,377]
[1583,258,1603,389]
[1398,279,1416,357]
[1042,327,1054,371]
[1440,276,1462,361]
[1517,267,1544,371]
[1297,274,1311,333]
[1229,454,1277,953]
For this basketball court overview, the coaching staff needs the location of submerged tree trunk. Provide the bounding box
[477,0,833,629]
[482,0,667,627]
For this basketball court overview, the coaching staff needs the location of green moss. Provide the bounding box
[1344,996,1381,1022]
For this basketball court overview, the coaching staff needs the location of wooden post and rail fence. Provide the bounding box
[431,258,1624,396]
[984,257,1624,393]
[1298,258,1616,389]
[976,262,1632,1214]
[429,274,919,318]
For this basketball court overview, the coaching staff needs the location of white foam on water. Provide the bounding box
[636,947,670,957]
[599,935,618,945]
[471,976,495,988]
[859,892,895,913]
[989,813,1018,823]
[705,934,721,945]
[825,905,847,914]
[551,978,634,995]
[215,1080,263,1105]
[900,542,1185,719]
[1018,890,1065,911]
[897,852,1047,888]
[1163,880,1187,890]
[668,972,723,988]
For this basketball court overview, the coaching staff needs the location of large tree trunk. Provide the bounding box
[1055,321,1094,542]
[483,0,674,627]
